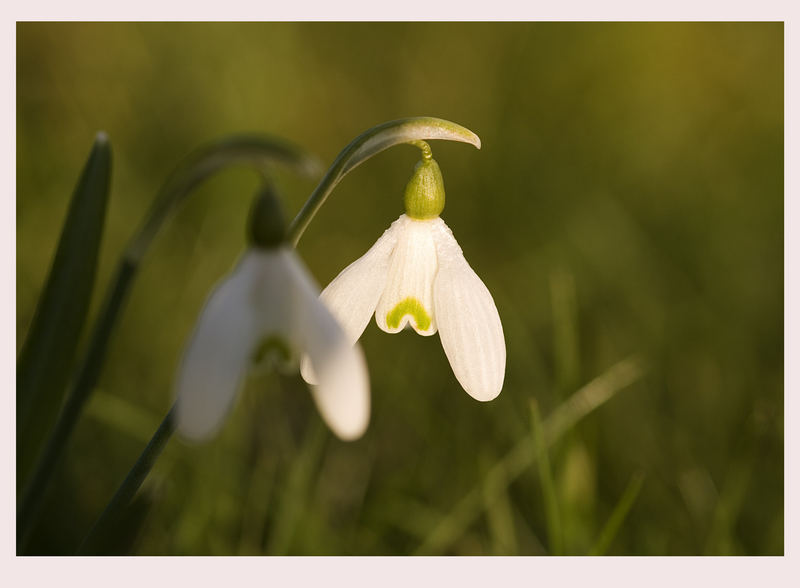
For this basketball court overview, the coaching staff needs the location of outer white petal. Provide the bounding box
[174,252,273,441]
[432,221,506,401]
[283,249,370,441]
[375,215,439,336]
[299,218,399,384]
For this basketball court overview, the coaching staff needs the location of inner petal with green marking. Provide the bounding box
[386,297,431,331]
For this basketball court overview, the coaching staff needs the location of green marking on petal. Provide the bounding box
[386,297,431,331]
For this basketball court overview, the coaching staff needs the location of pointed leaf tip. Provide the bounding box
[18,134,112,482]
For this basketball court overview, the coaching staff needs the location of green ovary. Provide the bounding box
[386,297,431,331]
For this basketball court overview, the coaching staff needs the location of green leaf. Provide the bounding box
[531,400,563,555]
[588,471,646,556]
[79,487,155,555]
[17,132,112,484]
[77,408,175,555]
[287,116,481,245]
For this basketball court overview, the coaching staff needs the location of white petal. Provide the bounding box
[299,218,399,384]
[375,215,439,336]
[432,221,506,401]
[174,252,271,441]
[283,249,371,441]
[320,218,400,342]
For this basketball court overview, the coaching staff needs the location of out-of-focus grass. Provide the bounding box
[17,22,783,555]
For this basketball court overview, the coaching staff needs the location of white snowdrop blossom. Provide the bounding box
[175,245,370,442]
[302,154,505,401]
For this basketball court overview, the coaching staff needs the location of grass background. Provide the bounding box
[17,22,783,555]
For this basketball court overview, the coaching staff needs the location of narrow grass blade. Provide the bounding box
[77,408,176,555]
[704,457,754,555]
[266,421,327,555]
[482,461,518,555]
[287,117,481,245]
[543,356,646,445]
[84,391,162,444]
[17,132,111,484]
[531,400,563,555]
[380,498,447,542]
[88,492,154,556]
[589,471,645,556]
[414,355,646,555]
[237,455,277,555]
[550,269,580,396]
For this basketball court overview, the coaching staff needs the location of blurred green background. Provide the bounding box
[17,22,783,555]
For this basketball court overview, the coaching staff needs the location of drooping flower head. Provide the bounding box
[302,145,505,401]
[175,185,370,442]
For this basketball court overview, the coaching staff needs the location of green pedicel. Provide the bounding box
[386,297,431,331]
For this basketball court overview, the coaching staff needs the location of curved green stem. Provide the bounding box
[126,134,319,262]
[77,407,176,555]
[287,117,480,245]
[18,135,318,552]
[409,140,433,160]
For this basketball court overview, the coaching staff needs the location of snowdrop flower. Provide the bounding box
[175,187,370,441]
[302,150,505,401]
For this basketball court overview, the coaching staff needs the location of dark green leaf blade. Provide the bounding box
[17,132,112,485]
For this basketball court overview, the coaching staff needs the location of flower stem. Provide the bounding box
[286,117,480,246]
[77,407,176,555]
[409,140,433,160]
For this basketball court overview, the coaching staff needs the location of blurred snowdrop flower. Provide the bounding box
[175,187,370,442]
[302,151,505,401]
